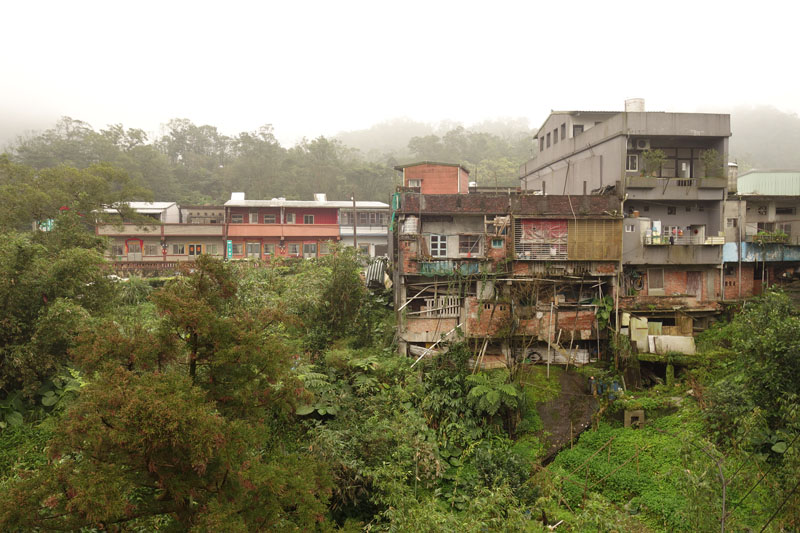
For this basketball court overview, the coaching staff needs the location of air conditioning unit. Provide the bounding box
[635,139,651,151]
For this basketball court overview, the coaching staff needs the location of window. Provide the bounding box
[667,206,676,215]
[546,132,551,148]
[145,243,160,256]
[625,224,635,232]
[189,244,203,256]
[358,212,369,225]
[207,244,219,255]
[303,243,317,257]
[573,125,584,137]
[408,179,421,188]
[648,268,664,290]
[757,206,767,215]
[263,243,275,255]
[757,222,775,232]
[539,137,544,152]
[776,207,795,215]
[111,243,124,256]
[287,243,300,255]
[626,154,638,172]
[430,234,447,257]
[263,214,276,224]
[459,234,481,255]
[172,243,185,255]
[286,213,296,224]
[319,242,330,255]
[560,123,566,140]
[491,238,504,248]
[779,223,792,236]
[726,218,738,228]
[246,242,260,257]
[232,243,243,255]
[553,128,558,144]
[303,214,314,224]
[358,244,370,254]
[249,212,258,223]
[231,214,243,223]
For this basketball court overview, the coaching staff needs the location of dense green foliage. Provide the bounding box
[5,116,535,205]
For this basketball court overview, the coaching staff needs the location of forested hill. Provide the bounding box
[3,117,535,205]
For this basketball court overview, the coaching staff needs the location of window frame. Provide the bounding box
[408,179,422,188]
[287,243,300,255]
[231,213,244,224]
[286,213,296,224]
[430,234,447,257]
[231,243,243,256]
[626,154,638,172]
[144,243,161,256]
[647,268,665,294]
[263,214,276,224]
[458,234,482,256]
[172,243,186,255]
[245,242,261,258]
[303,214,314,224]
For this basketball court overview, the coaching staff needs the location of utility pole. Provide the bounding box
[351,192,358,249]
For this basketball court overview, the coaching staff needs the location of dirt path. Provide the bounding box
[537,370,597,462]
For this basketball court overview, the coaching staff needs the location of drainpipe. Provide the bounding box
[737,196,742,298]
[352,193,358,248]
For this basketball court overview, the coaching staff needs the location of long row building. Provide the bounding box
[97,194,390,268]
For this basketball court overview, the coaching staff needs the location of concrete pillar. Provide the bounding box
[666,363,675,387]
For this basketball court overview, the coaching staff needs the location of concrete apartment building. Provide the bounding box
[723,170,800,298]
[520,100,731,334]
[392,162,622,366]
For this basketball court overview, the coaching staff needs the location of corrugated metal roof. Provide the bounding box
[102,201,176,213]
[737,170,800,196]
[393,161,471,174]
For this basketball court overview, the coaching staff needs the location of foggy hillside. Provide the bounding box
[729,106,800,171]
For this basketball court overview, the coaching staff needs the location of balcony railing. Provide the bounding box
[645,235,724,246]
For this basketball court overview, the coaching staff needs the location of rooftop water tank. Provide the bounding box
[625,98,645,112]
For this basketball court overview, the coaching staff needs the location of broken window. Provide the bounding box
[458,234,481,255]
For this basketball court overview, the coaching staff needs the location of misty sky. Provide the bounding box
[2,0,797,146]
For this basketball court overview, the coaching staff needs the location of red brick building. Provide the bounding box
[394,162,471,195]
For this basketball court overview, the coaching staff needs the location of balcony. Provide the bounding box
[226,223,339,239]
[96,223,223,237]
[625,177,726,201]
[644,235,724,246]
